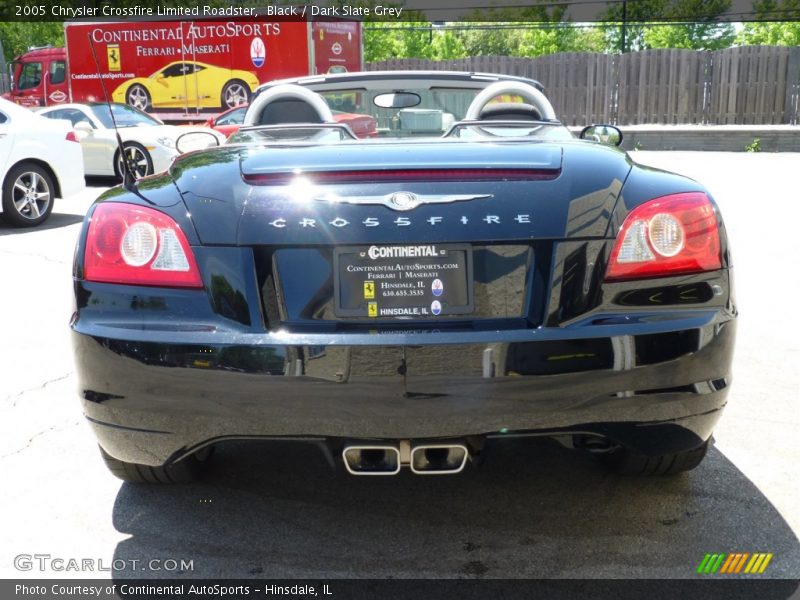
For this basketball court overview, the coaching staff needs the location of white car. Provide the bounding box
[37,103,225,179]
[0,98,85,227]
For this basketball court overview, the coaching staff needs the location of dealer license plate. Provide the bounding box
[334,244,474,318]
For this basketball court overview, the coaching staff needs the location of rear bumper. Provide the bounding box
[72,313,735,466]
[56,158,85,199]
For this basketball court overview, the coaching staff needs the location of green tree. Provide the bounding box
[363,24,408,62]
[737,0,800,45]
[0,23,64,60]
[429,29,468,60]
[517,24,606,56]
[643,21,736,50]
[458,3,565,57]
[457,24,522,57]
[603,0,735,51]
[451,0,606,58]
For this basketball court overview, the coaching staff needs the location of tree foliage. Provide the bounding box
[364,21,606,62]
[642,22,736,50]
[0,23,64,60]
[365,1,605,62]
[737,0,800,45]
[458,3,604,57]
[602,0,735,51]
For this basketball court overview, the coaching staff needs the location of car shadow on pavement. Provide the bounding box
[0,212,84,235]
[109,438,800,579]
[85,176,120,188]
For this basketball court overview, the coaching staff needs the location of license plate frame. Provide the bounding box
[333,244,474,319]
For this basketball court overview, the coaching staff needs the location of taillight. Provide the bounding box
[66,131,79,143]
[84,203,203,288]
[605,192,722,281]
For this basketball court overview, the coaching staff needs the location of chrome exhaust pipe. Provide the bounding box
[342,445,400,475]
[410,444,469,475]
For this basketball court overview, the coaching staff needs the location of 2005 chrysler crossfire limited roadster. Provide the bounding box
[70,71,736,482]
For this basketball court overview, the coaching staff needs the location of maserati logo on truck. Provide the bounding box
[250,38,266,68]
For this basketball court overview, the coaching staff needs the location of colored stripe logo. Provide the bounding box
[697,553,773,574]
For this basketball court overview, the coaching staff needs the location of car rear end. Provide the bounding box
[41,116,85,199]
[70,139,735,479]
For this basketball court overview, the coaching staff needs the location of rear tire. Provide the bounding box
[601,439,710,476]
[99,446,213,484]
[114,142,153,180]
[1,162,55,227]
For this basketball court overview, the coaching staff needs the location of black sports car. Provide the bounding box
[70,72,735,482]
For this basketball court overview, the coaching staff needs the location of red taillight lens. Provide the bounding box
[66,131,80,143]
[605,192,722,282]
[84,203,203,288]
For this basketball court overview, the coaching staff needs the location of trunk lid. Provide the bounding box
[171,140,631,245]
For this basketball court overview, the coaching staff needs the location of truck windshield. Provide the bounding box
[90,103,161,128]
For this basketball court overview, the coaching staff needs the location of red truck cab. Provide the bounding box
[4,46,69,107]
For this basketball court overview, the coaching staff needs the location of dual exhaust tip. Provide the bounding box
[343,443,469,475]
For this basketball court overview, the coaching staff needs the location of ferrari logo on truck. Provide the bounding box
[107,44,121,71]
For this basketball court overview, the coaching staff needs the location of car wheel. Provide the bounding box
[115,143,153,180]
[1,162,55,227]
[601,439,710,476]
[99,446,213,484]
[221,80,250,109]
[126,84,151,111]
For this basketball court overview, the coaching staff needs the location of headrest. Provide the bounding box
[479,102,542,121]
[243,84,334,126]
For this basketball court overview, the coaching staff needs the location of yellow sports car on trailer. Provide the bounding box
[112,61,259,111]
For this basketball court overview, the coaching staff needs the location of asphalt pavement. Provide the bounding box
[1,155,799,581]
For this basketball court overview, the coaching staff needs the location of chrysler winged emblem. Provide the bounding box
[389,192,417,210]
[313,191,493,211]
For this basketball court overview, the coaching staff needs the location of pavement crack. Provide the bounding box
[0,248,70,266]
[4,372,74,407]
[0,419,81,459]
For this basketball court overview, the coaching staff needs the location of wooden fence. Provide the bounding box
[368,46,800,126]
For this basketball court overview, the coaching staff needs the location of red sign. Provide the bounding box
[65,20,312,111]
[5,20,363,114]
[312,21,362,75]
